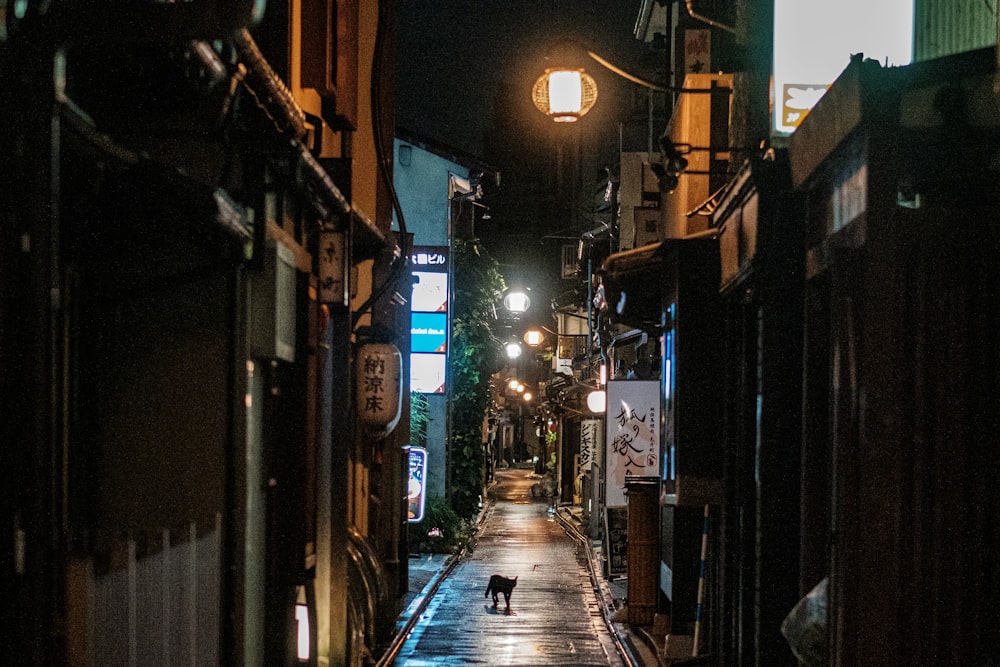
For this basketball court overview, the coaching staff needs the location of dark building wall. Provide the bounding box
[793,51,1000,665]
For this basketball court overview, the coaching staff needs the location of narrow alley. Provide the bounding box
[390,468,636,666]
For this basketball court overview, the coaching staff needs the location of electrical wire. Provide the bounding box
[353,0,411,329]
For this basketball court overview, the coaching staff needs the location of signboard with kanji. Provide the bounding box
[318,230,346,305]
[356,343,402,432]
[580,419,601,472]
[605,380,660,508]
[604,506,628,577]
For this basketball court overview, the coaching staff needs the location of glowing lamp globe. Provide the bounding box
[503,290,531,313]
[532,68,598,123]
[523,329,544,346]
[586,390,607,414]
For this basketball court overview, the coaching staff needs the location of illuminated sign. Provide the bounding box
[411,271,448,312]
[410,312,448,353]
[410,246,449,394]
[773,0,912,135]
[605,380,660,507]
[410,353,446,394]
[407,446,428,522]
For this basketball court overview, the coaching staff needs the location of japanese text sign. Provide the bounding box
[579,419,601,472]
[605,380,660,507]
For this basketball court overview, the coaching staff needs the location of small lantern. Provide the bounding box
[356,343,402,438]
[587,389,607,414]
[532,67,598,122]
[523,329,544,346]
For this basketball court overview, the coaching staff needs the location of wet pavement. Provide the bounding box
[387,467,655,666]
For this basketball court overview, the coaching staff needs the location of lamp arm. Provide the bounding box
[685,0,736,35]
[585,50,666,92]
[585,50,732,95]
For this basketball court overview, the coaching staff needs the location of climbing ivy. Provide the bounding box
[448,238,504,518]
[409,391,429,449]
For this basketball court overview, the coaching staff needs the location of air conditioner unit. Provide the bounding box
[248,240,297,362]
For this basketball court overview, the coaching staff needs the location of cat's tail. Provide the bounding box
[484,583,491,598]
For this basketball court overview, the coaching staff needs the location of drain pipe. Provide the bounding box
[685,0,736,34]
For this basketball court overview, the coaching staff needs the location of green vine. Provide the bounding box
[448,238,505,518]
[409,391,429,449]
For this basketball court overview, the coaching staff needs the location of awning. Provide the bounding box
[599,241,674,328]
[599,236,720,329]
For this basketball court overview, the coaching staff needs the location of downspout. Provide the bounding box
[685,0,736,34]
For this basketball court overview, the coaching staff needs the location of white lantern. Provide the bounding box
[586,389,607,414]
[356,343,403,437]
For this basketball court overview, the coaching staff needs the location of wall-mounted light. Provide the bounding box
[506,342,522,359]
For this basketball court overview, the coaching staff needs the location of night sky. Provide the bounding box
[395,1,665,317]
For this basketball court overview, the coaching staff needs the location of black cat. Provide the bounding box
[485,574,518,608]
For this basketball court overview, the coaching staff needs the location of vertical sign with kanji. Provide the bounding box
[579,419,601,472]
[604,380,660,508]
[356,343,402,433]
[684,29,711,74]
[318,230,346,305]
[604,506,628,577]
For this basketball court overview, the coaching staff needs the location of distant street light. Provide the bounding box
[506,341,523,359]
[503,289,531,314]
[523,328,544,346]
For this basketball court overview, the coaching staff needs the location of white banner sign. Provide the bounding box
[579,419,601,472]
[605,380,660,507]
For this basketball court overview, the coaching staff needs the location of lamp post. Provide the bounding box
[530,47,666,124]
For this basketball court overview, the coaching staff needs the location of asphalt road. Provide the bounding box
[391,467,625,666]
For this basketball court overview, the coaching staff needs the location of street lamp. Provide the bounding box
[531,45,666,124]
[523,328,544,347]
[532,67,599,123]
[503,288,531,314]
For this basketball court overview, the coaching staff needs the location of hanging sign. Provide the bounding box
[604,380,660,507]
[604,506,628,577]
[407,446,428,522]
[579,419,601,472]
[356,343,402,438]
[318,230,346,305]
